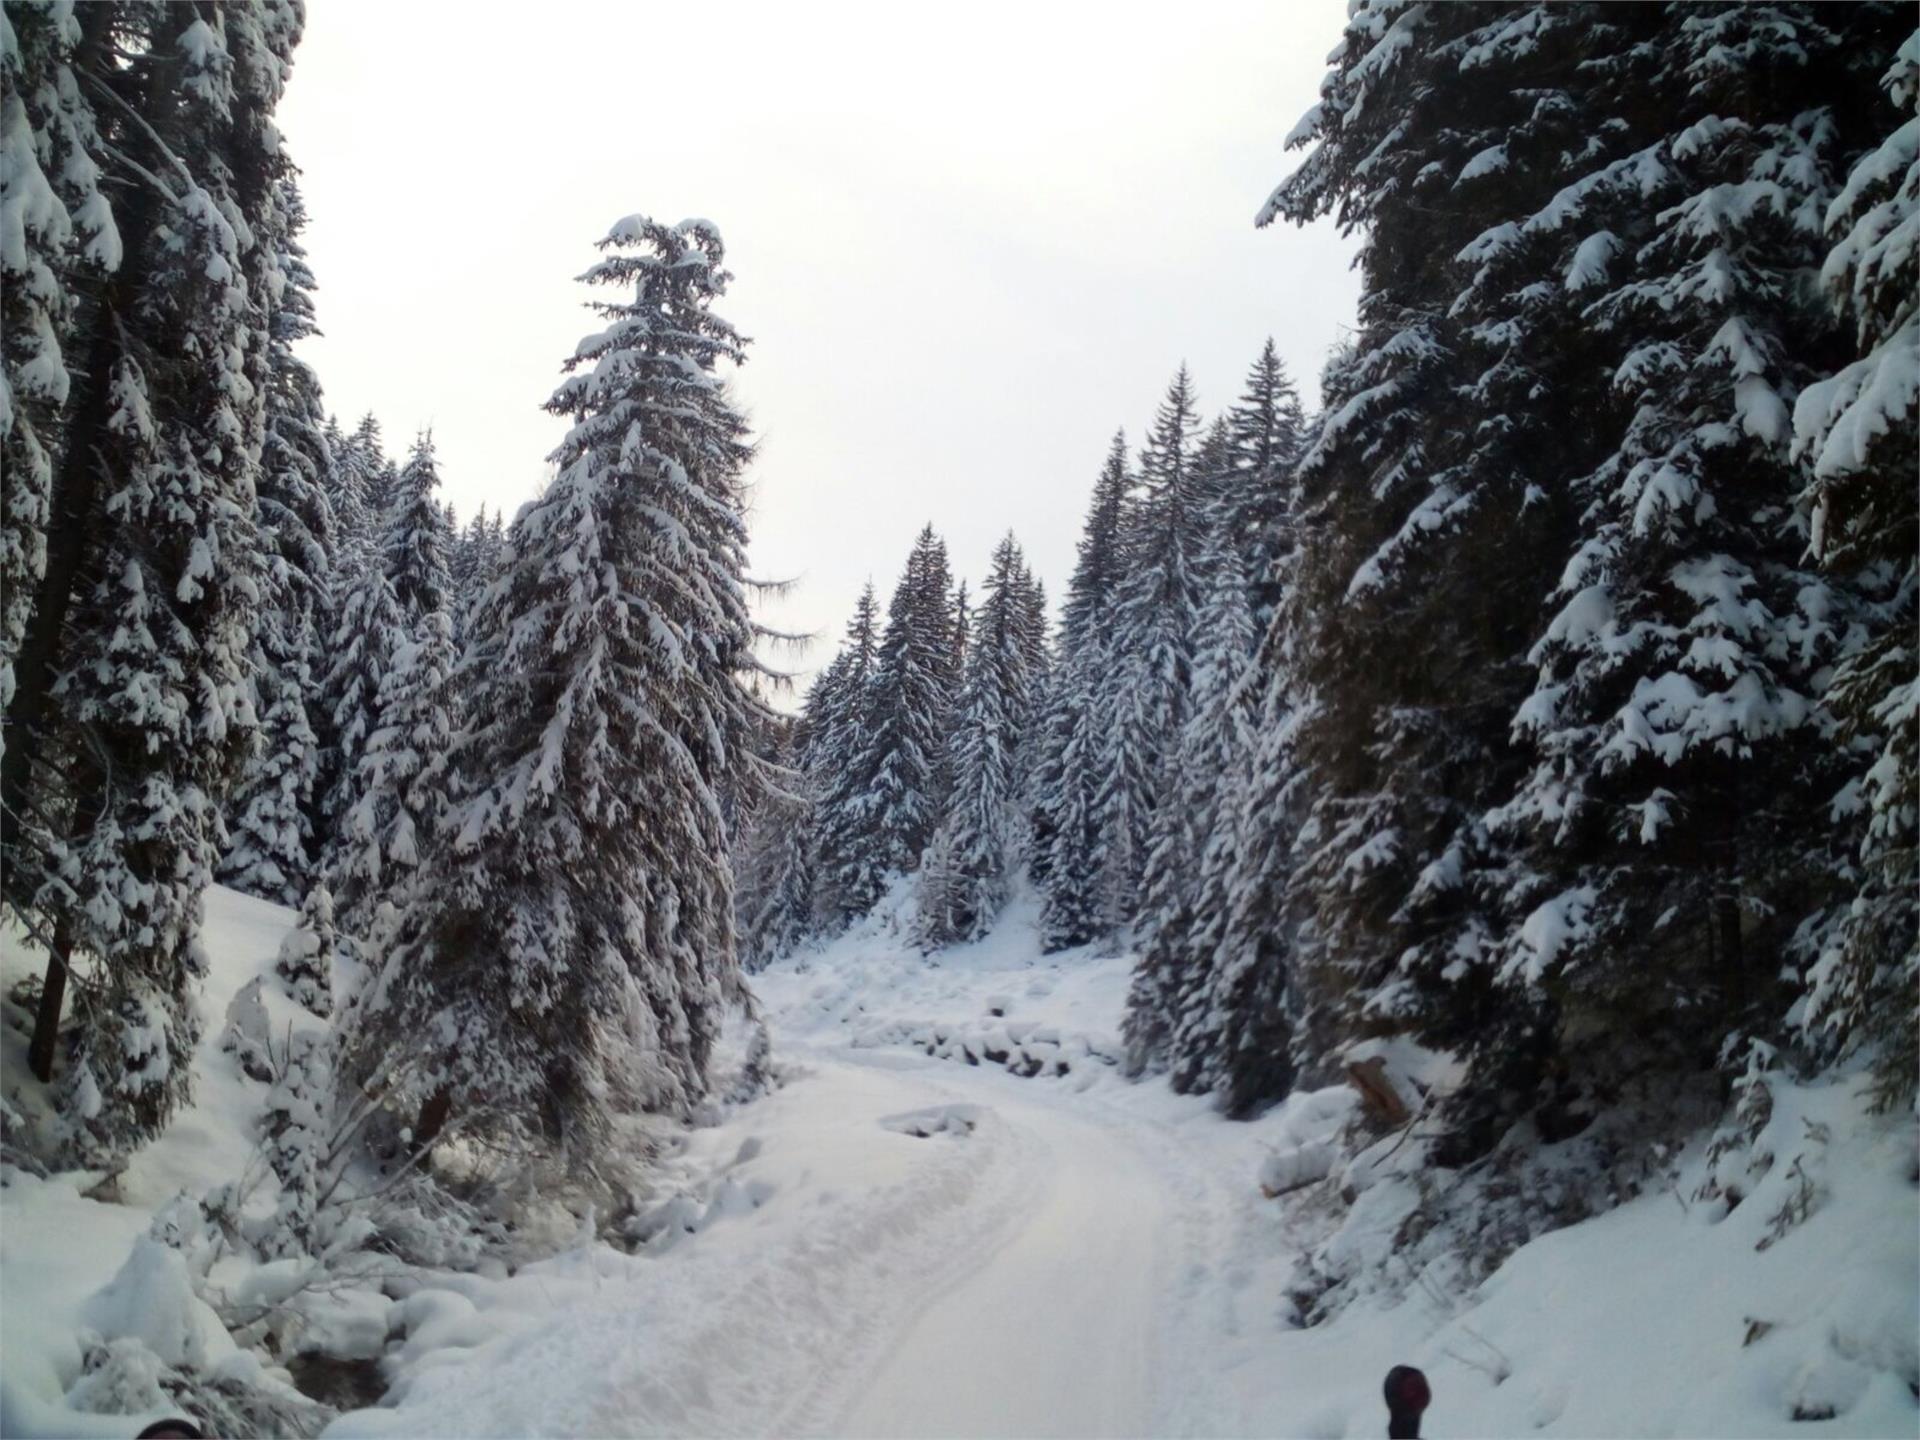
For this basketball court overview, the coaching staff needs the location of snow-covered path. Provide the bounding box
[329,1040,1230,1440]
[835,1064,1171,1438]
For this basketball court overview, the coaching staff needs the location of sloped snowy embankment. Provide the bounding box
[4,885,1916,1437]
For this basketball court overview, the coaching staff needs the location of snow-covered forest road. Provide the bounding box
[834,1054,1177,1439]
[339,1038,1240,1439]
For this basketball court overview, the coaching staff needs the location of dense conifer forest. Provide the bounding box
[0,3,1912,1435]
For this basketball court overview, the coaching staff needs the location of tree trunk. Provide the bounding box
[414,1089,453,1150]
[26,923,73,1083]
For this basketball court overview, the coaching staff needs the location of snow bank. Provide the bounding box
[5,880,1913,1440]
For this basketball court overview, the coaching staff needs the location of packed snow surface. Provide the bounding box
[5,886,1917,1438]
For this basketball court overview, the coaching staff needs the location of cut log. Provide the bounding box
[1347,1055,1414,1127]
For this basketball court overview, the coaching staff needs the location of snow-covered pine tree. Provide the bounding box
[326,412,390,569]
[332,606,455,934]
[856,525,958,880]
[1012,561,1049,685]
[448,508,480,604]
[917,535,1040,948]
[449,504,490,633]
[258,1028,333,1259]
[347,216,763,1158]
[1789,26,1919,1106]
[1222,339,1305,626]
[1484,3,1903,1130]
[221,175,336,905]
[809,584,887,926]
[950,579,970,693]
[1033,432,1129,947]
[1124,525,1259,1081]
[741,713,816,970]
[1097,366,1205,927]
[452,505,509,644]
[275,880,338,1017]
[316,553,404,876]
[1197,620,1307,1113]
[745,819,815,969]
[386,432,451,618]
[1242,2,1659,1127]
[0,0,118,720]
[1008,559,1050,807]
[319,428,455,889]
[1,1,302,1156]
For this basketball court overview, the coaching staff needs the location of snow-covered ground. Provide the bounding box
[4,885,1916,1438]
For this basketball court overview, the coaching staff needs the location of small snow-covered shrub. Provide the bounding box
[1696,1038,1779,1217]
[260,1031,336,1259]
[65,1335,174,1416]
[220,976,275,1083]
[275,883,338,1017]
[66,1331,331,1439]
[364,1172,509,1270]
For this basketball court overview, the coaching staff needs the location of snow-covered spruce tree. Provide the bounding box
[730,701,820,973]
[333,606,455,934]
[1222,338,1305,627]
[449,505,508,645]
[949,579,970,699]
[1789,27,1919,1106]
[1005,558,1051,812]
[310,410,391,845]
[448,507,481,606]
[1198,619,1308,1113]
[352,413,398,543]
[449,504,494,636]
[347,216,762,1159]
[728,706,786,938]
[1482,3,1904,1129]
[0,0,118,718]
[808,584,887,926]
[320,427,453,890]
[1096,366,1205,929]
[1240,2,1670,1127]
[1,1,302,1156]
[917,535,1040,949]
[258,1028,333,1259]
[322,412,386,571]
[275,880,338,1017]
[1012,561,1049,690]
[385,431,451,619]
[315,553,403,876]
[221,175,336,905]
[1124,525,1259,1080]
[1033,432,1129,947]
[746,820,815,968]
[853,526,958,881]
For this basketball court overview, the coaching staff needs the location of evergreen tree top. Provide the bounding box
[382,431,451,620]
[1061,430,1130,647]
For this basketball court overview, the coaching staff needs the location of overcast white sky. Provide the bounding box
[277,1,1360,693]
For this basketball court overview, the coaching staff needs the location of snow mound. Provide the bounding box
[880,1104,988,1138]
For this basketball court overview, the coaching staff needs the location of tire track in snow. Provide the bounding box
[821,1054,1243,1439]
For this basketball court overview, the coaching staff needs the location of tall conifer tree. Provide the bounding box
[349,217,762,1156]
